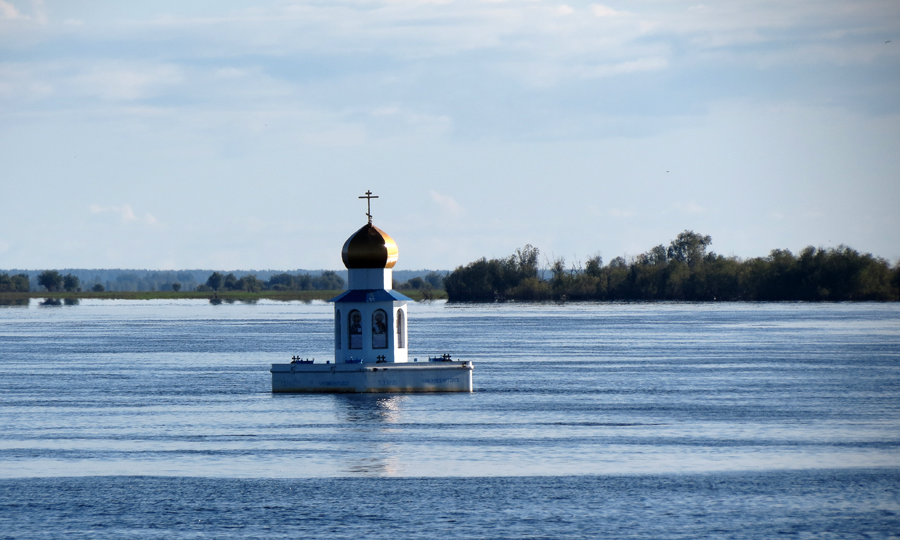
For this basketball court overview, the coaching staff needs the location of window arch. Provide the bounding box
[396,309,405,349]
[348,310,362,349]
[335,310,341,349]
[372,309,388,349]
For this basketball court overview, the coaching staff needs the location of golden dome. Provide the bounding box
[341,223,399,269]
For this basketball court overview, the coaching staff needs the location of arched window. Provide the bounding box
[372,309,388,349]
[396,309,405,349]
[335,310,341,349]
[349,310,362,349]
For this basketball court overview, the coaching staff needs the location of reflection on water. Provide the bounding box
[335,395,407,476]
[38,298,80,306]
[336,394,406,424]
[209,298,258,305]
[344,452,398,476]
[0,298,29,307]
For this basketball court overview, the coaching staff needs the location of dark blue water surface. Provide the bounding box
[1,300,898,538]
[2,471,898,539]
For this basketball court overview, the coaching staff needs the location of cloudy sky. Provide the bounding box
[1,0,898,271]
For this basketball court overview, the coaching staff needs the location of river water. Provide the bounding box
[1,299,898,538]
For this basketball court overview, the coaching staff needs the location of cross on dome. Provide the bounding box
[359,190,379,224]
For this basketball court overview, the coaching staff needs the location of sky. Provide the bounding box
[1,0,898,271]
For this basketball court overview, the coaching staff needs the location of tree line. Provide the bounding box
[1,269,448,294]
[394,271,445,291]
[0,273,31,292]
[444,231,900,302]
[0,271,85,292]
[198,271,345,292]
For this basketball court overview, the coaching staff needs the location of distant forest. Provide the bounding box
[6,234,898,302]
[0,268,445,293]
[195,270,444,293]
[444,231,900,302]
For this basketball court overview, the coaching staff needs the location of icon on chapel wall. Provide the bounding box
[349,310,362,349]
[373,310,387,349]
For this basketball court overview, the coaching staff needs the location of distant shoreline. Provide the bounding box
[5,291,900,304]
[0,290,448,302]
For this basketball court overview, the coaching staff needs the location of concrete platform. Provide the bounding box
[271,361,474,393]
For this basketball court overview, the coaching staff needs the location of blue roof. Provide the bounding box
[328,289,413,303]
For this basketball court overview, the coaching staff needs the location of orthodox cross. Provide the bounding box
[359,190,378,224]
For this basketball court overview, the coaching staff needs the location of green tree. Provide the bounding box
[14,273,30,292]
[663,260,690,299]
[424,271,445,289]
[445,245,545,301]
[647,244,668,266]
[550,257,567,291]
[445,258,500,301]
[0,273,30,292]
[172,283,181,292]
[267,273,299,290]
[585,255,603,278]
[37,270,64,292]
[667,231,712,269]
[235,274,264,292]
[0,273,11,292]
[92,283,105,292]
[63,274,81,292]
[311,271,345,290]
[223,273,238,290]
[398,277,428,290]
[206,272,224,291]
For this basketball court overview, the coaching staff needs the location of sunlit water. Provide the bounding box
[1,300,898,538]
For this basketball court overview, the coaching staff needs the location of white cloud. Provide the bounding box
[556,5,574,16]
[0,0,46,23]
[90,203,135,222]
[430,190,464,217]
[31,0,45,24]
[89,203,157,225]
[0,61,186,103]
[0,240,9,253]
[72,63,184,101]
[0,0,21,19]
[590,4,620,17]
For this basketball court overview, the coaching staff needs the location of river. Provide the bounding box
[1,300,898,538]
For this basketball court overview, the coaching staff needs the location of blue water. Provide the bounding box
[1,300,898,538]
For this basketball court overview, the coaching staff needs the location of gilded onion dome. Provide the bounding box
[341,223,399,269]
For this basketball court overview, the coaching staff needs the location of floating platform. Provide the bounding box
[270,361,474,393]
